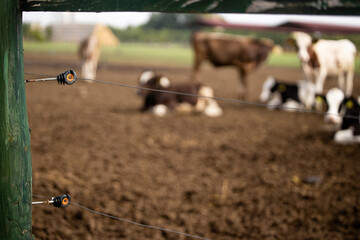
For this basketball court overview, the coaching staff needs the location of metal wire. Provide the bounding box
[32,194,210,239]
[25,72,56,78]
[32,194,51,199]
[70,202,210,240]
[24,71,360,120]
[27,69,357,239]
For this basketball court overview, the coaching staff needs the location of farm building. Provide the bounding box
[192,17,360,35]
[51,23,120,46]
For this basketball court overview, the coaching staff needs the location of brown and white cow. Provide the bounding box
[191,32,274,99]
[290,31,357,97]
[138,70,223,117]
[78,35,100,80]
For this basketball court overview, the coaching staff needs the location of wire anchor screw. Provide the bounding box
[32,194,71,208]
[25,70,77,85]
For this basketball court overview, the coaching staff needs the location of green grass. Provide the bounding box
[268,52,360,72]
[101,43,192,66]
[267,52,301,68]
[24,41,78,53]
[24,41,360,71]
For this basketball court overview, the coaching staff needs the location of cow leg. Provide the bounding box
[92,58,99,80]
[192,58,201,82]
[302,63,314,82]
[92,61,97,79]
[266,94,282,109]
[237,69,247,100]
[338,72,345,93]
[196,86,222,117]
[92,51,100,80]
[334,129,358,144]
[88,60,95,80]
[82,60,91,80]
[345,70,354,97]
[315,68,327,95]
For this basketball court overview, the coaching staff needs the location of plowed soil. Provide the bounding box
[26,52,360,240]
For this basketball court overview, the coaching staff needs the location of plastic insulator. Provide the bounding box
[57,70,77,85]
[53,194,71,208]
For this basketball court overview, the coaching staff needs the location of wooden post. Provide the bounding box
[22,0,360,14]
[0,0,358,239]
[0,0,33,239]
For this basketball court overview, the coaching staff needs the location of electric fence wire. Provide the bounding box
[32,195,210,240]
[24,72,359,121]
[32,194,51,199]
[71,202,210,240]
[28,71,356,239]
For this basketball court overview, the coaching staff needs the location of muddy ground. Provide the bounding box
[25,52,360,240]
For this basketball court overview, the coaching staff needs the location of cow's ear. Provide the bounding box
[315,94,327,111]
[312,32,321,44]
[278,84,286,93]
[159,77,171,88]
[344,98,354,109]
[315,94,326,104]
[312,38,319,44]
[287,38,296,46]
[139,70,155,85]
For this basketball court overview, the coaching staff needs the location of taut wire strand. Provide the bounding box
[32,194,210,239]
[24,71,360,121]
[32,194,51,199]
[70,202,210,240]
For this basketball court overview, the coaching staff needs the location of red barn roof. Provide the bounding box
[193,18,360,34]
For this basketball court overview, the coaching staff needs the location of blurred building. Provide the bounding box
[51,24,120,46]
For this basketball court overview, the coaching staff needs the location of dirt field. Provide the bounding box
[26,53,360,240]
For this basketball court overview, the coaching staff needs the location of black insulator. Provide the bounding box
[57,70,77,85]
[52,194,71,208]
[52,196,62,207]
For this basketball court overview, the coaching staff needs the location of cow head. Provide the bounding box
[314,93,327,111]
[138,70,171,96]
[342,97,360,115]
[297,80,316,110]
[259,38,275,49]
[139,70,156,86]
[340,97,360,131]
[290,31,313,63]
[260,76,278,103]
[324,88,345,124]
[330,94,360,139]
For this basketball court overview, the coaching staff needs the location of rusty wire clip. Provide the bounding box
[25,70,77,85]
[32,194,71,208]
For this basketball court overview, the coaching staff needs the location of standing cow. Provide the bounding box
[191,32,274,99]
[78,35,100,80]
[290,31,357,97]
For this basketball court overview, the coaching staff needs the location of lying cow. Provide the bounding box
[259,76,316,111]
[290,31,357,97]
[138,70,223,117]
[191,32,274,99]
[317,88,360,144]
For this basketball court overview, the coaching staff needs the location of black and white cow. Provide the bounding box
[259,76,316,111]
[137,70,223,117]
[317,88,360,144]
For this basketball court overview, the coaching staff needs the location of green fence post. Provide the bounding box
[0,0,32,239]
